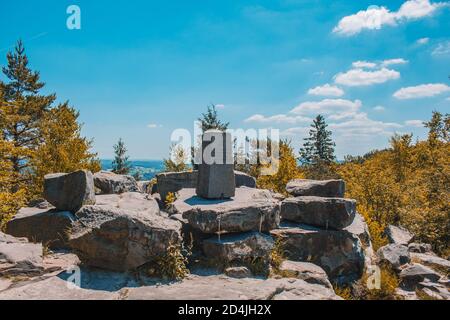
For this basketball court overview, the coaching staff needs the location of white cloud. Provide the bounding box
[329,113,402,137]
[405,119,424,127]
[291,99,362,120]
[281,127,309,137]
[416,37,430,45]
[432,41,450,56]
[215,104,226,109]
[382,58,409,66]
[244,114,311,124]
[352,61,377,69]
[333,1,446,36]
[334,67,400,86]
[147,123,163,128]
[373,105,386,111]
[307,84,345,97]
[393,83,450,99]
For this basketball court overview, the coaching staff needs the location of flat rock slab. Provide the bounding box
[44,170,96,213]
[174,188,280,234]
[384,225,414,246]
[278,260,332,288]
[410,253,450,274]
[69,192,181,271]
[203,232,274,263]
[377,244,411,271]
[5,207,75,249]
[286,179,345,197]
[94,171,139,194]
[281,196,356,230]
[270,222,364,284]
[400,263,442,289]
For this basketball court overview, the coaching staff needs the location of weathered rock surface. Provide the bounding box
[5,207,75,249]
[408,243,433,254]
[278,260,332,288]
[94,171,139,194]
[286,179,345,198]
[203,232,274,264]
[235,171,256,188]
[137,180,153,194]
[68,193,182,271]
[399,263,442,289]
[281,196,356,230]
[0,232,44,276]
[377,244,410,271]
[410,252,450,274]
[173,188,280,234]
[44,170,96,212]
[270,222,364,284]
[156,171,197,201]
[417,280,450,300]
[384,225,414,246]
[224,266,253,279]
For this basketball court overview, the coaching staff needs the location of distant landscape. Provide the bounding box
[100,160,165,181]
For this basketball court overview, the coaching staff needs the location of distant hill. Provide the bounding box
[100,160,165,181]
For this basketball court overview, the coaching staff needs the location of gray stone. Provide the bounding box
[196,130,235,199]
[408,242,433,254]
[44,170,96,212]
[281,196,356,230]
[174,188,280,234]
[410,252,450,274]
[5,207,75,249]
[235,171,256,188]
[278,260,332,288]
[203,232,274,264]
[156,171,197,201]
[384,225,414,246]
[68,192,182,271]
[94,171,139,194]
[0,232,44,276]
[225,266,253,279]
[417,280,450,300]
[377,244,411,271]
[286,179,345,197]
[400,263,442,289]
[137,180,152,193]
[270,223,364,284]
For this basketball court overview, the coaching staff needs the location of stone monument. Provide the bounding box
[196,129,235,199]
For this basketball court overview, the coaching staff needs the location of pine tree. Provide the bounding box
[298,115,337,179]
[197,104,229,132]
[163,144,190,172]
[112,138,131,174]
[0,40,56,188]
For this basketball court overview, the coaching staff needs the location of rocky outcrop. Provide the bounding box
[224,266,253,279]
[0,232,44,277]
[44,170,96,212]
[174,188,280,234]
[286,179,345,198]
[235,171,256,188]
[408,243,433,254]
[137,180,153,194]
[271,223,364,284]
[203,232,274,265]
[68,193,182,271]
[94,171,139,194]
[277,260,332,288]
[410,252,450,274]
[281,196,356,230]
[399,263,442,289]
[377,244,410,271]
[384,225,414,246]
[5,207,75,249]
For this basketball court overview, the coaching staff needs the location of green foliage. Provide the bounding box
[163,144,190,172]
[269,238,286,272]
[165,192,177,208]
[197,104,229,132]
[147,242,190,281]
[298,114,338,179]
[112,138,131,175]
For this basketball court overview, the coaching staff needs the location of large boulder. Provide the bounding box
[203,232,274,265]
[173,188,280,234]
[44,170,96,212]
[377,244,410,271]
[281,196,356,230]
[235,171,256,188]
[68,193,182,271]
[156,171,197,201]
[399,263,442,289]
[0,232,44,276]
[278,260,332,289]
[384,225,414,246]
[93,171,139,194]
[270,223,365,284]
[5,207,75,249]
[286,179,345,198]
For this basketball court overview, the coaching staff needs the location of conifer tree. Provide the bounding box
[298,114,337,179]
[197,104,229,132]
[163,144,190,172]
[112,138,131,174]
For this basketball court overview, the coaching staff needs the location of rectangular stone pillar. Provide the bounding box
[196,130,235,199]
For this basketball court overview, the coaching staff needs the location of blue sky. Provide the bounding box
[1,0,449,159]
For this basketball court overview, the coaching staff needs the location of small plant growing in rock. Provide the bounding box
[269,238,286,273]
[165,192,177,208]
[147,241,190,281]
